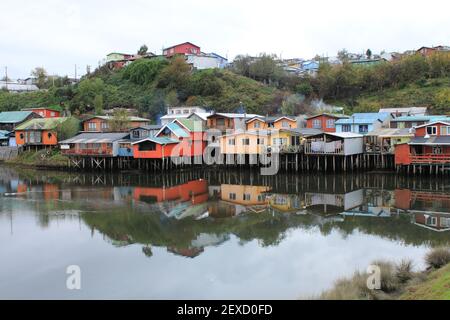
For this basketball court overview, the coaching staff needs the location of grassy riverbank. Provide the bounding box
[5,149,69,169]
[318,247,450,300]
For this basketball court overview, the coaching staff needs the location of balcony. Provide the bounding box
[62,148,113,156]
[304,141,344,155]
[410,154,450,164]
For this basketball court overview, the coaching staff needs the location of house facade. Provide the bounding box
[59,132,130,157]
[163,42,200,57]
[0,111,41,132]
[82,116,150,132]
[335,113,391,135]
[306,113,348,133]
[22,107,61,118]
[15,117,69,147]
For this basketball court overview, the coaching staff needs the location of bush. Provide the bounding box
[395,259,414,283]
[425,247,450,269]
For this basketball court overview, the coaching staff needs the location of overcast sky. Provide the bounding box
[1,0,449,79]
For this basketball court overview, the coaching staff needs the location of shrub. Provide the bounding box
[425,247,450,269]
[395,259,414,283]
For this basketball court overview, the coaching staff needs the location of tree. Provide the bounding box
[165,90,179,107]
[138,44,148,56]
[56,117,80,140]
[123,58,168,85]
[337,49,350,62]
[281,94,305,115]
[109,109,130,132]
[366,49,372,59]
[295,82,313,97]
[94,94,104,115]
[156,56,191,90]
[71,78,105,112]
[31,67,48,88]
[434,87,450,113]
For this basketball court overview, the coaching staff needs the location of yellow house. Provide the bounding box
[269,129,302,153]
[268,194,305,213]
[245,116,297,131]
[221,184,271,206]
[219,130,269,155]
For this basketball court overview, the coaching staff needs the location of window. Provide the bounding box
[229,193,236,200]
[282,121,289,128]
[132,130,140,139]
[358,125,368,133]
[242,138,250,145]
[326,119,335,128]
[341,124,351,132]
[441,126,450,135]
[257,195,265,202]
[228,138,235,145]
[441,217,450,228]
[88,122,97,131]
[257,138,264,145]
[254,121,261,128]
[273,138,287,145]
[433,146,442,154]
[426,126,437,135]
[312,119,322,129]
[426,216,437,226]
[101,122,109,130]
[47,132,52,139]
[50,112,56,117]
[216,118,225,126]
[175,110,181,114]
[243,194,251,201]
[138,141,156,151]
[183,109,189,114]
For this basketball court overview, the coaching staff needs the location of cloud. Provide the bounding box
[0,0,449,78]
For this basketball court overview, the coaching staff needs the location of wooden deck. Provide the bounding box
[410,154,450,164]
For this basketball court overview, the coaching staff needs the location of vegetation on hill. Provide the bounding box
[1,52,449,117]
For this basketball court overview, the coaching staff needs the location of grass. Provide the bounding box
[318,247,450,300]
[400,263,450,300]
[7,149,69,168]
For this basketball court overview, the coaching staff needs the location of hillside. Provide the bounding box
[0,57,283,119]
[331,77,450,114]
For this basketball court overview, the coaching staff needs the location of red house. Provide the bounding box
[395,120,450,166]
[22,107,61,118]
[132,119,206,159]
[163,42,201,57]
[305,113,348,133]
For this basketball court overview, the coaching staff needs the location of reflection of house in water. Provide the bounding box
[267,194,305,214]
[167,247,204,258]
[395,189,450,232]
[342,189,394,217]
[133,179,209,219]
[304,189,364,215]
[220,184,271,213]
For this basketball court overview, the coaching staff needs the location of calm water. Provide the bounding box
[0,165,449,299]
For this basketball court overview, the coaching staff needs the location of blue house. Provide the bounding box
[209,53,229,69]
[335,112,391,135]
[302,60,320,75]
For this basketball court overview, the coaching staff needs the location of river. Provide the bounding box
[0,165,449,299]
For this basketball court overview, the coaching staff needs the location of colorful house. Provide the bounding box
[335,112,391,135]
[163,42,201,57]
[219,130,269,155]
[220,184,271,210]
[132,119,206,159]
[22,107,61,118]
[59,132,130,157]
[130,125,162,141]
[390,115,448,129]
[364,128,414,154]
[306,113,349,133]
[395,121,450,166]
[14,117,69,147]
[0,130,11,146]
[245,116,297,131]
[82,115,150,132]
[207,113,262,133]
[0,111,41,132]
[379,107,427,117]
[304,132,364,155]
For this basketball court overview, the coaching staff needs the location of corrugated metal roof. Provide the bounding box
[391,115,448,122]
[0,111,35,123]
[59,132,130,144]
[164,122,190,137]
[336,113,390,125]
[379,107,427,115]
[176,119,203,132]
[83,115,150,122]
[15,117,68,131]
[366,128,414,137]
[131,137,179,145]
[409,136,450,145]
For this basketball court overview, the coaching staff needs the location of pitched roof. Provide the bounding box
[305,113,349,120]
[15,117,68,131]
[163,42,200,51]
[60,132,130,144]
[0,111,35,124]
[409,136,450,145]
[379,107,427,115]
[335,113,390,125]
[391,115,448,122]
[366,128,414,137]
[22,106,60,112]
[0,130,10,139]
[157,122,190,138]
[208,113,262,119]
[131,137,179,145]
[131,124,162,131]
[175,119,204,132]
[413,121,450,129]
[82,115,150,123]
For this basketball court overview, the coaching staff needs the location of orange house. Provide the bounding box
[246,116,297,130]
[15,117,69,147]
[306,113,348,133]
[22,107,61,118]
[82,115,150,132]
[395,120,450,165]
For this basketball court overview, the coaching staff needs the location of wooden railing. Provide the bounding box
[62,148,112,156]
[410,154,450,164]
[304,141,344,155]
